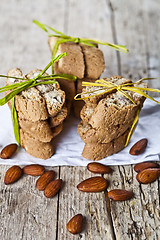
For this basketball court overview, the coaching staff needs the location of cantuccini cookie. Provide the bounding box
[48,37,105,80]
[26,69,65,117]
[78,118,133,144]
[6,68,67,159]
[18,118,54,143]
[49,106,68,128]
[48,37,105,116]
[78,76,147,160]
[82,76,132,106]
[82,129,130,161]
[20,129,54,159]
[80,44,105,79]
[51,123,63,138]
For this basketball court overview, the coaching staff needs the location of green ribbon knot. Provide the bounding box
[33,19,129,57]
[74,37,80,44]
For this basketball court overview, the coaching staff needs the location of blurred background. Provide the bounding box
[0,0,160,94]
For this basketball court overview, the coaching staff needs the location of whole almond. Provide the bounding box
[36,170,55,191]
[4,165,23,185]
[44,179,63,198]
[23,164,45,176]
[134,162,159,173]
[87,162,112,174]
[136,168,160,184]
[1,144,18,159]
[66,214,83,234]
[129,138,148,155]
[108,189,134,201]
[77,176,108,192]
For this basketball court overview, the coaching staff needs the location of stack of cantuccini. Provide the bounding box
[78,76,147,160]
[6,68,68,159]
[48,37,105,117]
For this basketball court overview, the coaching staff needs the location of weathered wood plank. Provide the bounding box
[0,0,66,240]
[106,0,160,239]
[110,0,160,95]
[0,166,60,240]
[58,166,114,240]
[56,1,118,239]
[142,0,160,94]
[106,165,160,240]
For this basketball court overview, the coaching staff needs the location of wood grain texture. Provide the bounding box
[107,1,160,239]
[106,165,160,240]
[0,0,160,239]
[0,165,60,240]
[110,0,160,95]
[58,167,114,240]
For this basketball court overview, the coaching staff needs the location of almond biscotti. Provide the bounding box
[78,92,145,144]
[78,117,134,144]
[49,106,68,128]
[18,118,54,143]
[82,128,130,161]
[78,76,147,160]
[7,69,65,121]
[6,68,67,159]
[48,38,105,117]
[48,37,105,80]
[20,129,54,159]
[82,76,132,106]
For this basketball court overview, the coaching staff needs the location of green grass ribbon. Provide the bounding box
[33,19,129,58]
[0,52,77,145]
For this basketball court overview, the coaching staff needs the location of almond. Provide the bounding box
[23,164,45,176]
[108,189,134,201]
[4,165,23,185]
[136,168,160,184]
[129,138,148,155]
[44,179,63,198]
[134,162,159,173]
[66,214,83,234]
[36,170,55,191]
[77,176,108,192]
[0,144,18,159]
[87,162,112,174]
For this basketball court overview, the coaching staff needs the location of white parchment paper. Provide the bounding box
[0,98,160,166]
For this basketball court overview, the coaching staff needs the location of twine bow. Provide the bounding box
[0,52,77,145]
[33,20,129,60]
[74,78,160,146]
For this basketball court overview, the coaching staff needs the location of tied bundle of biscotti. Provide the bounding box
[78,76,147,161]
[6,68,68,159]
[48,37,105,117]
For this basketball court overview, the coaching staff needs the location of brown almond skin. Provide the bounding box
[134,162,159,173]
[23,164,45,176]
[0,144,18,159]
[87,162,112,174]
[4,165,23,185]
[77,176,108,192]
[36,170,55,191]
[44,179,63,198]
[129,138,148,155]
[108,189,134,201]
[136,168,160,184]
[66,214,83,234]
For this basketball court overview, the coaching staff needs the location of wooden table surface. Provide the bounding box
[0,0,160,239]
